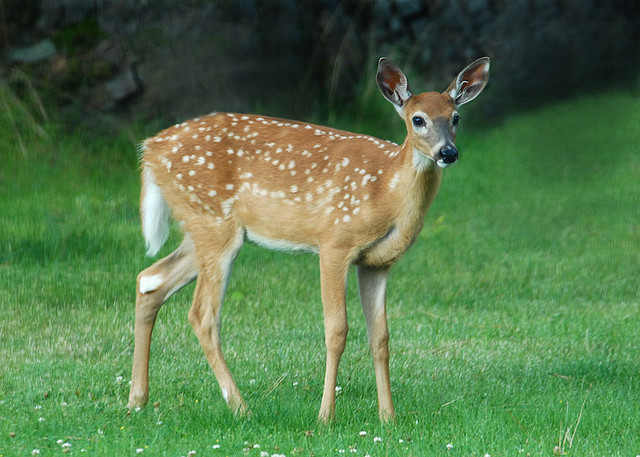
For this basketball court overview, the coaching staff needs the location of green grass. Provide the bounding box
[1,89,639,457]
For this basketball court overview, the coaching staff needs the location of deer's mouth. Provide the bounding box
[436,159,456,168]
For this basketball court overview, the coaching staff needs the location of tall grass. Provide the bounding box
[0,88,638,456]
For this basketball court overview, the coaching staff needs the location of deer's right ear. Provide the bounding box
[377,58,412,115]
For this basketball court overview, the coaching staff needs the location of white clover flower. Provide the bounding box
[212,444,221,449]
[373,437,382,443]
[35,405,42,410]
[62,442,72,453]
[116,375,124,384]
[57,439,64,445]
[187,451,196,457]
[335,386,343,393]
[38,417,45,422]
[32,450,40,456]
[136,449,144,454]
[446,442,454,450]
[260,452,269,457]
[62,401,68,407]
[359,431,367,437]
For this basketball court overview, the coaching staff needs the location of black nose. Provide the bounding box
[439,145,458,164]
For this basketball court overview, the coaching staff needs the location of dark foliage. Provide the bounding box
[1,0,638,123]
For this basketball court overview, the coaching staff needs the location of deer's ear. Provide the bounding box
[377,58,412,114]
[445,57,490,107]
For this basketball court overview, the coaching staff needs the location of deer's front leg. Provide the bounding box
[357,265,395,421]
[317,248,352,423]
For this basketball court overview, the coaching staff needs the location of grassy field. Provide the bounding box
[1,88,638,457]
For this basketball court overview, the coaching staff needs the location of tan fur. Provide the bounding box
[128,57,489,422]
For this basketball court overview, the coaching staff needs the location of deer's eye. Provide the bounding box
[412,116,425,127]
[452,113,461,127]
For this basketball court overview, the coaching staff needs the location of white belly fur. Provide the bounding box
[245,228,319,254]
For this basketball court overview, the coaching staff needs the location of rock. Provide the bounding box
[105,64,142,103]
[8,39,56,63]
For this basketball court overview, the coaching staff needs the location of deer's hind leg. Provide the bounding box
[129,235,199,409]
[188,225,248,416]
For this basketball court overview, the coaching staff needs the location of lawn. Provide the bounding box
[0,88,638,457]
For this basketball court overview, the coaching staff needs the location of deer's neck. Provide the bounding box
[395,140,442,236]
[357,141,442,268]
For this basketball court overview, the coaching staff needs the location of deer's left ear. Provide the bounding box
[445,57,490,107]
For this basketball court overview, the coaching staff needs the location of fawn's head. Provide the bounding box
[377,57,490,170]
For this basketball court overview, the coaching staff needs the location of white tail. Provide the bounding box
[141,166,170,257]
[128,56,490,422]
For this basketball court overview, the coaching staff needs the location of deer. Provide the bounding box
[128,56,490,422]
